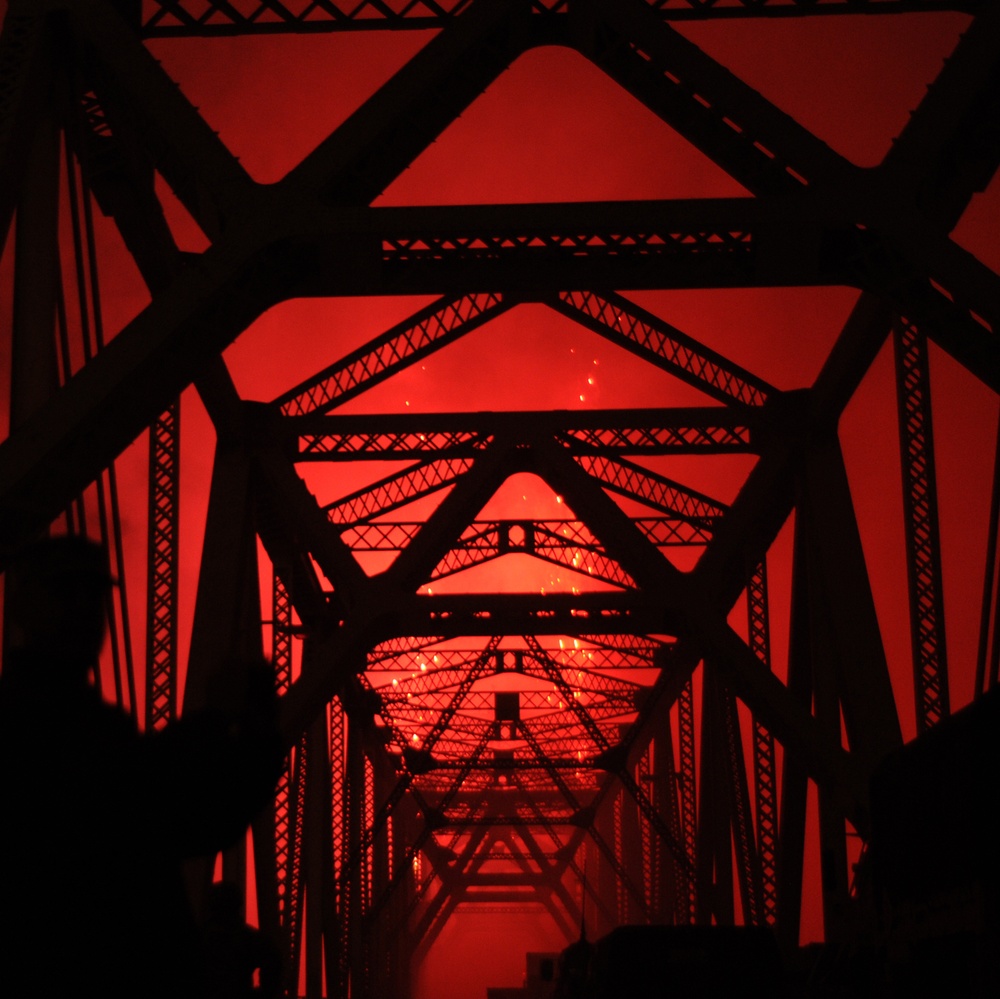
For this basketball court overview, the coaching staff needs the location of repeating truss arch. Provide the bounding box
[1,0,998,996]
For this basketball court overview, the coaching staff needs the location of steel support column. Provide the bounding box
[893,320,951,731]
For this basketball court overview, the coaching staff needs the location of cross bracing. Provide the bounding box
[1,0,998,996]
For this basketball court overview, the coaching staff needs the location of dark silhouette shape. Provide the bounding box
[867,687,1000,998]
[581,924,787,999]
[554,868,594,999]
[202,881,281,999]
[0,535,282,999]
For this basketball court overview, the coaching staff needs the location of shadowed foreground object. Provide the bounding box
[0,0,998,996]
[0,536,283,999]
[584,925,786,998]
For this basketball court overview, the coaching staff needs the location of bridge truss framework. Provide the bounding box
[1,0,998,996]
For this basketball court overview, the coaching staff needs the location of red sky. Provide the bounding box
[137,8,997,731]
[2,5,998,996]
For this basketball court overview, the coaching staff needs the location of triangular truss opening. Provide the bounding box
[676,12,971,167]
[147,30,432,183]
[378,44,748,207]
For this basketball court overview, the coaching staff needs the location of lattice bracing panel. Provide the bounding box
[363,635,655,776]
[277,292,508,417]
[426,520,636,588]
[893,319,951,731]
[145,403,179,732]
[553,290,772,407]
[325,458,476,525]
[746,562,779,927]
[575,454,726,526]
[676,678,698,923]
[557,421,753,454]
[380,224,755,272]
[269,571,306,985]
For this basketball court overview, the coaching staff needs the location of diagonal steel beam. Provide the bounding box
[273,292,510,416]
[68,0,255,240]
[524,635,695,881]
[574,452,725,526]
[282,0,534,203]
[533,436,870,830]
[519,722,650,921]
[578,0,1000,391]
[377,436,520,593]
[0,0,528,559]
[325,457,476,526]
[548,289,774,407]
[582,0,860,196]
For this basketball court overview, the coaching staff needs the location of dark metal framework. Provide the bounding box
[1,0,998,995]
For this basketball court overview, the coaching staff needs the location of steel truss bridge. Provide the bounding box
[0,0,998,996]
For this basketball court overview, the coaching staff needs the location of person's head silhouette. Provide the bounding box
[5,535,115,677]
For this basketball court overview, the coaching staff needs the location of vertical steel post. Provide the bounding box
[893,321,951,731]
[747,560,779,927]
[145,401,179,731]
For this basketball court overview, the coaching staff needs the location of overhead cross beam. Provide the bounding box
[136,0,982,38]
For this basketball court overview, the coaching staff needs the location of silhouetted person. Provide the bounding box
[202,881,281,999]
[0,535,282,999]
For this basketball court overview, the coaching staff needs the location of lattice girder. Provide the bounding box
[292,406,758,460]
[138,1,982,37]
